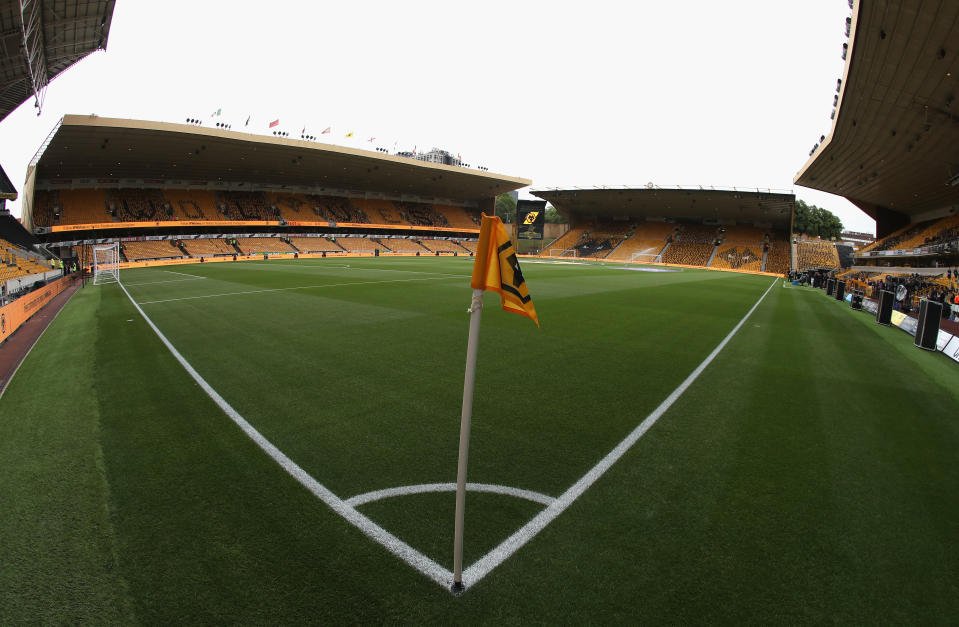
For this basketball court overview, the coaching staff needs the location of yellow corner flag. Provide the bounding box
[470,214,539,327]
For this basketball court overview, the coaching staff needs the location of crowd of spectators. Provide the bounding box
[798,268,959,317]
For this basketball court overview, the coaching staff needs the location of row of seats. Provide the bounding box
[32,188,482,230]
[181,239,236,257]
[121,240,183,261]
[864,214,959,253]
[77,237,477,261]
[764,242,791,275]
[710,245,763,271]
[795,239,840,270]
[661,242,713,266]
[0,238,53,280]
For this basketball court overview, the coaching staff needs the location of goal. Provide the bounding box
[93,242,120,285]
[548,248,578,258]
[628,252,662,265]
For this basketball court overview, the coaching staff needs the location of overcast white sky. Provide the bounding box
[0,0,874,233]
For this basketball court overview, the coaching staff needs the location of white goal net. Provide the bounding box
[548,248,578,258]
[93,242,120,285]
[628,252,662,265]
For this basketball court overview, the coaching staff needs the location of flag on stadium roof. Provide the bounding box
[301,126,306,134]
[211,108,221,117]
[451,213,539,593]
[269,119,279,128]
[244,115,250,127]
[321,127,330,134]
[345,131,354,138]
[368,137,375,142]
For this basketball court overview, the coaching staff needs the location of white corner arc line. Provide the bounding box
[346,483,555,508]
[460,278,779,589]
[137,276,456,305]
[117,280,454,588]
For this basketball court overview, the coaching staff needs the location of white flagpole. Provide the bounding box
[452,287,485,594]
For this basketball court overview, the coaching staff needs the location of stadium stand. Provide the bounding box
[763,237,791,275]
[660,222,718,266]
[661,242,713,266]
[180,239,236,257]
[333,237,389,254]
[216,191,275,221]
[297,195,369,223]
[287,237,345,253]
[571,223,632,259]
[542,226,588,256]
[436,204,481,229]
[795,238,840,270]
[863,216,959,252]
[0,239,49,278]
[354,199,405,226]
[458,240,478,254]
[165,189,215,220]
[57,189,109,224]
[394,201,449,227]
[418,238,470,253]
[606,220,675,262]
[710,245,763,271]
[120,240,184,261]
[235,237,296,254]
[718,225,765,246]
[30,187,487,237]
[380,238,429,253]
[107,189,171,221]
[31,190,59,227]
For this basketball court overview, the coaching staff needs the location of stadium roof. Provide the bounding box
[794,0,959,224]
[531,187,795,229]
[0,160,15,199]
[0,1,115,122]
[30,115,531,200]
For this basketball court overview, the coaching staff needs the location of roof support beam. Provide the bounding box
[19,0,48,116]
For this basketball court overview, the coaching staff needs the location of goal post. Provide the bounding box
[548,248,578,258]
[628,252,662,265]
[93,242,120,285]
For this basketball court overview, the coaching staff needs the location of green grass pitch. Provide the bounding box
[2,256,958,623]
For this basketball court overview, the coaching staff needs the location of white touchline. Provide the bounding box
[137,276,458,305]
[346,483,556,508]
[117,280,454,588]
[459,278,778,589]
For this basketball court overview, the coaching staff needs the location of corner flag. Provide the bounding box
[452,213,539,594]
[470,214,539,326]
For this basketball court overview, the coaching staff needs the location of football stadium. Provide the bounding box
[2,1,959,623]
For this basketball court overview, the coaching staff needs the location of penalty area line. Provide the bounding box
[117,280,454,589]
[136,276,458,305]
[460,278,779,590]
[164,270,207,278]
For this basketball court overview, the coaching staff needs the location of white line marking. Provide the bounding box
[460,278,779,589]
[117,280,455,587]
[346,483,555,508]
[137,276,457,305]
[124,277,208,286]
[242,261,469,279]
[118,274,778,595]
[164,270,207,278]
